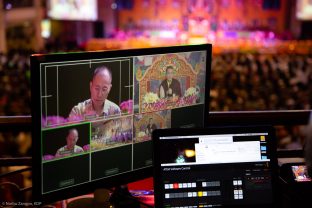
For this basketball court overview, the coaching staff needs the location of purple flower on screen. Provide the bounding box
[42,116,68,127]
[43,154,55,161]
[120,100,133,114]
[83,144,90,152]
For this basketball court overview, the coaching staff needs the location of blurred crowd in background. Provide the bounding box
[210,52,312,111]
[0,51,31,116]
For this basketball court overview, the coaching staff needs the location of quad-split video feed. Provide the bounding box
[39,49,207,194]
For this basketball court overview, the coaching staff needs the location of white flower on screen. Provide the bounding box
[143,92,159,104]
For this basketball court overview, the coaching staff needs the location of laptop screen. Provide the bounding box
[153,126,278,208]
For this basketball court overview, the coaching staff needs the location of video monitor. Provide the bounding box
[296,0,312,20]
[152,125,279,208]
[292,165,311,182]
[280,162,312,184]
[31,44,212,203]
[47,0,98,21]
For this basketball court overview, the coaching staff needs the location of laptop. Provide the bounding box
[152,126,279,208]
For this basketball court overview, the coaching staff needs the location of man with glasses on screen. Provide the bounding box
[159,65,182,99]
[55,128,84,158]
[68,66,121,120]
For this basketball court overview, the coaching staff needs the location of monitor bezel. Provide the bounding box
[31,44,212,204]
[152,125,279,208]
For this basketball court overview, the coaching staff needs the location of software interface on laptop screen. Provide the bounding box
[153,127,278,208]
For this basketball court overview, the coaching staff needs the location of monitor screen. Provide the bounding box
[296,0,312,20]
[152,126,278,208]
[47,0,98,21]
[31,44,212,203]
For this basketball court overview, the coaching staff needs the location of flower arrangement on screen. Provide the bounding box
[41,115,85,128]
[184,87,199,97]
[143,92,160,104]
[182,86,200,105]
[141,86,201,112]
[142,92,166,112]
[41,116,67,128]
[119,99,133,114]
[137,131,147,138]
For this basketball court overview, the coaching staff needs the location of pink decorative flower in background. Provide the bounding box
[42,116,67,128]
[120,100,133,114]
[41,114,85,128]
[43,154,55,161]
[83,144,90,152]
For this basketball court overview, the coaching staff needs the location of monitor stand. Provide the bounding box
[66,185,140,208]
